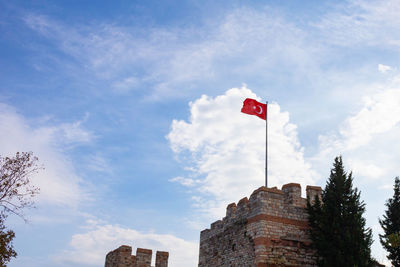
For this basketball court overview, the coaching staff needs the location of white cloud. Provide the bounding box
[315,0,400,48]
[111,76,139,93]
[319,87,400,154]
[22,1,400,107]
[347,160,386,180]
[23,9,318,100]
[378,64,393,73]
[0,103,89,207]
[167,87,317,218]
[313,79,400,191]
[85,153,112,174]
[55,222,198,267]
[169,176,201,187]
[378,183,395,191]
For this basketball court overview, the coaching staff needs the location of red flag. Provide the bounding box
[241,98,266,120]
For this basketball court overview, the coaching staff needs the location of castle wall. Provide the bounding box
[105,245,168,267]
[198,199,255,266]
[199,183,322,267]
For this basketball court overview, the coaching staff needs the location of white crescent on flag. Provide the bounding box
[255,105,263,114]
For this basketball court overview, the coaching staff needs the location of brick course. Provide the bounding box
[199,183,322,267]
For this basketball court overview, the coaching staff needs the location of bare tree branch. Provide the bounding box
[0,152,41,221]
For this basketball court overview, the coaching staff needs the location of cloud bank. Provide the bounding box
[0,103,89,207]
[56,221,198,267]
[168,87,317,218]
[316,76,400,181]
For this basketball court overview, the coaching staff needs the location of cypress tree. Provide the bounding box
[307,156,373,266]
[379,177,400,266]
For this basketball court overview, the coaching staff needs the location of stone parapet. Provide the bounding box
[199,183,322,267]
[105,245,168,267]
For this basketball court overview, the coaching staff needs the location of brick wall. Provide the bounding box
[105,245,169,267]
[156,251,169,267]
[105,245,135,267]
[199,183,322,267]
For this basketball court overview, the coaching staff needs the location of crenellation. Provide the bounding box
[236,197,250,217]
[306,185,322,205]
[199,182,322,267]
[237,196,250,206]
[135,248,152,267]
[155,251,168,267]
[226,202,237,218]
[282,183,303,207]
[105,246,168,267]
[210,219,223,230]
[199,229,211,242]
[105,245,135,267]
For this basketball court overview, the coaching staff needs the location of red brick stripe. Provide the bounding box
[136,248,152,254]
[248,214,309,229]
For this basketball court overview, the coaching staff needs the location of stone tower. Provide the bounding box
[198,183,322,267]
[105,245,169,267]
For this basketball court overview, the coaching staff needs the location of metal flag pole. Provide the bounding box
[265,101,268,188]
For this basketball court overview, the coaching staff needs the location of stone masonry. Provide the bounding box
[199,183,322,267]
[105,245,168,267]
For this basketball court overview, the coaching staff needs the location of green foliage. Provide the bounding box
[388,233,400,248]
[379,177,400,266]
[307,156,373,267]
[0,217,16,267]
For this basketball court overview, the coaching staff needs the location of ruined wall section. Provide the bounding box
[105,245,168,267]
[199,183,322,267]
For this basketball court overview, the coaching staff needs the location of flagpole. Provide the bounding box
[265,101,268,188]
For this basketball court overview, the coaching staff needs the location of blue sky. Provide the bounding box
[1,0,400,266]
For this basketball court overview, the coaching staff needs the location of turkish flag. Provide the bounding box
[241,98,267,120]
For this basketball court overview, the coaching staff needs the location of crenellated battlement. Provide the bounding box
[105,245,168,267]
[202,183,322,239]
[199,183,322,267]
